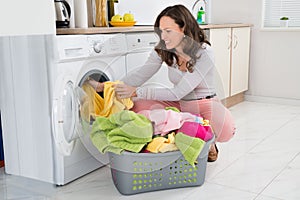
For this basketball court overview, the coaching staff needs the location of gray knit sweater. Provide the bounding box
[122,43,216,101]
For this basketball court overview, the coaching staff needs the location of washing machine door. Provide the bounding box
[52,74,77,156]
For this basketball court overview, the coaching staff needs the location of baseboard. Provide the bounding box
[222,92,245,108]
[220,93,300,108]
[245,94,300,106]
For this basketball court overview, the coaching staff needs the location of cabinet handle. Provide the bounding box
[227,34,232,50]
[233,34,238,49]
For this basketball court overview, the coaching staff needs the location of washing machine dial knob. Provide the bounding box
[93,42,103,53]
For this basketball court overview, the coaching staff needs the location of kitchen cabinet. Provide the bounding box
[231,27,251,96]
[209,28,231,100]
[210,27,251,104]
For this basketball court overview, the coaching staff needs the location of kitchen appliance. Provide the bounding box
[125,32,172,88]
[0,34,127,185]
[55,0,71,28]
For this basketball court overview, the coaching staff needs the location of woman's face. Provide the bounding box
[159,16,185,50]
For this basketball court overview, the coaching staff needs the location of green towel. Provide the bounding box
[175,132,206,167]
[91,110,153,154]
[90,129,123,154]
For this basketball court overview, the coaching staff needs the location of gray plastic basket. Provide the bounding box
[108,135,214,195]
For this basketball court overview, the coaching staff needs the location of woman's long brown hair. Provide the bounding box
[154,4,210,73]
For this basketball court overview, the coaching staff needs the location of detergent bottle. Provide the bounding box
[192,0,211,24]
[197,7,205,24]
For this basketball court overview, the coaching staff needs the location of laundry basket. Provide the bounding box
[108,135,214,195]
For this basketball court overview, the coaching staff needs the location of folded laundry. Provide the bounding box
[90,110,153,154]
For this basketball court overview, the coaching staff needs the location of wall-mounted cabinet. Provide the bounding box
[210,27,251,105]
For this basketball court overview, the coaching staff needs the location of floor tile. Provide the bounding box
[260,153,300,200]
[1,101,300,200]
[184,182,257,200]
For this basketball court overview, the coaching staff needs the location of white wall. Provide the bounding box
[211,0,300,103]
[0,0,56,36]
[1,0,299,102]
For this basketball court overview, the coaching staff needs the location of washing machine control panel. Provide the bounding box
[92,41,103,54]
[55,34,127,61]
[88,34,127,56]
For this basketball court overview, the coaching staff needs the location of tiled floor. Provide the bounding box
[1,101,300,200]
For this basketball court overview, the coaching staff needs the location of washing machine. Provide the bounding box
[0,33,127,185]
[125,32,173,88]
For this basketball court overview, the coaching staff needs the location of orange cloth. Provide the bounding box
[82,81,133,119]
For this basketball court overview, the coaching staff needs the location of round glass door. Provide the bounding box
[52,76,77,156]
[74,70,110,165]
[75,70,110,136]
[61,81,76,142]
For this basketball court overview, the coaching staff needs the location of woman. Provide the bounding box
[89,4,235,162]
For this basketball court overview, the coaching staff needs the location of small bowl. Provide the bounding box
[110,21,137,27]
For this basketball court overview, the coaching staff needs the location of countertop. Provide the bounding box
[56,23,253,35]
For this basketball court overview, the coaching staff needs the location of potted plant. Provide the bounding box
[280,16,289,27]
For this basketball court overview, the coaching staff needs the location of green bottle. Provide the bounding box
[197,7,205,24]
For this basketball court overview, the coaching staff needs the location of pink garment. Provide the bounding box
[130,98,235,142]
[177,121,213,142]
[138,109,201,136]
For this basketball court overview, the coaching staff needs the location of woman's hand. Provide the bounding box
[86,78,104,92]
[114,83,137,99]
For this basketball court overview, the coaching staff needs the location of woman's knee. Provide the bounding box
[208,103,236,142]
[215,122,236,142]
[214,110,236,142]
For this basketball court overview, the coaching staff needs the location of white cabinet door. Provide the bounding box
[231,27,251,96]
[209,28,231,99]
[210,27,251,99]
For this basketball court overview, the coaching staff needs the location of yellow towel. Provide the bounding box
[82,81,133,119]
[146,132,179,153]
[146,137,167,153]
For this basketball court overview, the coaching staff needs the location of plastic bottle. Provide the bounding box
[192,0,211,24]
[197,7,205,24]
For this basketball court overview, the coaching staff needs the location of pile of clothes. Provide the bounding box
[82,81,214,167]
[90,109,213,167]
